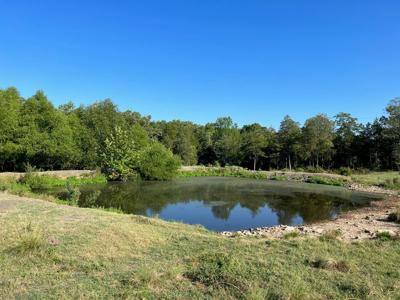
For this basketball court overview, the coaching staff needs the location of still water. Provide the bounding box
[52,177,382,231]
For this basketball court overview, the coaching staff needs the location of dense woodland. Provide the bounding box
[0,87,399,175]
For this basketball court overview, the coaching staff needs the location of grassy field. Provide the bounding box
[352,171,400,190]
[1,194,399,299]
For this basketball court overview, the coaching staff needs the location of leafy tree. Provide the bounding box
[302,114,335,168]
[212,117,241,166]
[138,142,181,180]
[18,91,79,169]
[241,123,269,170]
[333,113,361,167]
[278,116,301,170]
[385,99,400,169]
[0,87,22,171]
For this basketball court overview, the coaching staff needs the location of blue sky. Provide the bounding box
[1,0,399,128]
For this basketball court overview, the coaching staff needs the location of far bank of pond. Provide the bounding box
[45,176,384,232]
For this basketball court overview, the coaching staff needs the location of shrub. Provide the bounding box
[100,126,142,181]
[138,143,181,180]
[19,173,64,190]
[338,167,352,176]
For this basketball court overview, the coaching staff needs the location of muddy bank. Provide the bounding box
[222,193,400,241]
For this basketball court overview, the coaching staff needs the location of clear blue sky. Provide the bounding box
[1,0,399,128]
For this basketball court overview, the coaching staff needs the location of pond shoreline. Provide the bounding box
[221,187,400,241]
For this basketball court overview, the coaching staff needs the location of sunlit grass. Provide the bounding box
[0,196,399,299]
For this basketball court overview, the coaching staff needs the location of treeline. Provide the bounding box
[0,87,399,174]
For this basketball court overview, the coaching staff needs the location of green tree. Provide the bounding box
[384,98,400,169]
[278,116,301,170]
[18,91,79,169]
[0,88,22,171]
[302,114,335,168]
[334,112,361,167]
[100,125,148,181]
[241,123,268,170]
[138,142,181,180]
[212,117,241,166]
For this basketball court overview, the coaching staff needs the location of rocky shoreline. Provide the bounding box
[222,185,400,241]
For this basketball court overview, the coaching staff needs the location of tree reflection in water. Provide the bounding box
[52,177,383,231]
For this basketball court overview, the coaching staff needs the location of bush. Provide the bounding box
[19,173,64,190]
[338,167,352,176]
[138,143,181,180]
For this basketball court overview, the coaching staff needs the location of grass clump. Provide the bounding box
[308,258,350,273]
[283,231,300,239]
[185,251,249,297]
[388,207,400,223]
[319,229,342,241]
[11,222,46,254]
[270,175,288,181]
[375,231,399,241]
[307,176,347,186]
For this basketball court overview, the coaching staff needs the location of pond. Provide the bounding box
[49,177,383,231]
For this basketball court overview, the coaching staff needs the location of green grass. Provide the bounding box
[178,166,270,180]
[0,173,106,194]
[352,172,400,190]
[307,176,348,186]
[0,197,400,299]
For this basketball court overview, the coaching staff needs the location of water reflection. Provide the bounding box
[51,177,383,231]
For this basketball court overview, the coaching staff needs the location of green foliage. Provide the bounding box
[338,167,352,176]
[302,114,335,168]
[1,87,400,174]
[178,166,269,179]
[307,176,347,186]
[283,231,300,239]
[375,231,394,241]
[241,123,269,170]
[270,175,288,181]
[138,143,181,180]
[100,126,142,181]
